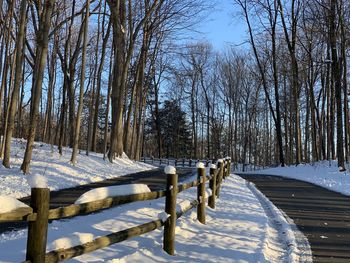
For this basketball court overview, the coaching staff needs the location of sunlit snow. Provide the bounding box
[249,160,350,196]
[0,175,312,262]
[0,196,29,213]
[75,184,151,204]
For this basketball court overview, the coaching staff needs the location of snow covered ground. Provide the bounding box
[246,160,350,196]
[0,174,312,262]
[0,138,154,198]
[0,139,314,262]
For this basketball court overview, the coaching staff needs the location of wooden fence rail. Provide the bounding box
[0,158,231,263]
[142,157,264,172]
[141,157,220,168]
[43,199,199,263]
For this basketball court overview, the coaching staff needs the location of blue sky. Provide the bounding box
[194,0,248,50]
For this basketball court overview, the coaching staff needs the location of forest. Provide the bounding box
[0,0,349,173]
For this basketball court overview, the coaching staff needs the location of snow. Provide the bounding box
[157,212,169,222]
[74,184,151,204]
[0,138,154,198]
[217,159,224,163]
[0,196,29,213]
[245,182,311,262]
[210,164,217,169]
[205,188,212,198]
[0,138,316,262]
[164,165,176,175]
[196,162,205,169]
[0,174,312,262]
[27,174,48,188]
[48,232,94,250]
[176,200,191,213]
[246,160,350,196]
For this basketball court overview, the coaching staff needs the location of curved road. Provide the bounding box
[239,174,350,263]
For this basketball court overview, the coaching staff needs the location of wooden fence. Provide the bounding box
[141,157,263,172]
[0,158,231,263]
[141,156,219,168]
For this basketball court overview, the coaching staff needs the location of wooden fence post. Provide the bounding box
[208,164,217,209]
[224,160,228,180]
[175,159,177,166]
[197,163,206,224]
[163,166,178,255]
[216,160,224,198]
[227,159,231,178]
[26,187,50,263]
[189,159,192,167]
[182,158,185,167]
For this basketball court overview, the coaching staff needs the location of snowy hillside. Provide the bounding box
[0,138,154,198]
[249,160,350,196]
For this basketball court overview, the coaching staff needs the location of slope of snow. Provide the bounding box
[74,184,151,204]
[0,138,154,198]
[0,196,29,213]
[247,160,350,196]
[0,174,312,262]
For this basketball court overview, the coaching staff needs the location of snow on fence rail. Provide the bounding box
[0,158,231,263]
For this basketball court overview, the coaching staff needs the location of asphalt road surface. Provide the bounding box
[239,174,350,263]
[1,168,195,234]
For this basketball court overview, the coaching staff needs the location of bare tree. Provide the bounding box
[21,0,55,173]
[3,0,27,168]
[71,0,90,164]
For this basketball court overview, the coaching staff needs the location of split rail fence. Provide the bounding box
[141,157,261,172]
[0,158,231,263]
[142,157,218,168]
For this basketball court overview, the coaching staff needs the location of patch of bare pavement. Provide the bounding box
[1,168,195,234]
[239,174,350,263]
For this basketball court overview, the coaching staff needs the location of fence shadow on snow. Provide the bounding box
[0,158,231,263]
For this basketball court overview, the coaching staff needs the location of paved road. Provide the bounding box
[239,174,350,263]
[1,168,195,234]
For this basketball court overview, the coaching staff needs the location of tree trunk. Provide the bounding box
[108,0,127,161]
[21,0,55,173]
[330,0,345,169]
[270,4,285,166]
[43,38,57,144]
[92,6,110,152]
[71,0,90,164]
[340,6,349,162]
[3,0,27,168]
[103,51,114,160]
[0,15,13,141]
[278,0,302,164]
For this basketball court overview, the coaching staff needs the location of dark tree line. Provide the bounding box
[145,100,191,158]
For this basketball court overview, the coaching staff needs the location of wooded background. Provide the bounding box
[0,0,349,173]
